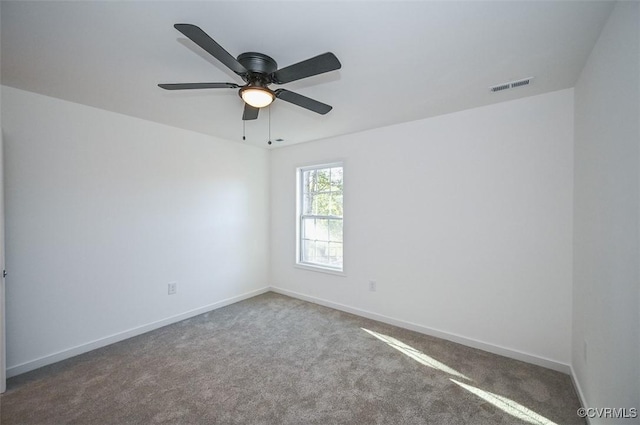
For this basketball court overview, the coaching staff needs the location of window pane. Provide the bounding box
[302,217,330,242]
[313,193,331,215]
[328,242,343,266]
[303,169,316,193]
[302,193,313,215]
[302,218,316,240]
[330,167,343,192]
[302,239,315,263]
[303,239,332,265]
[319,219,330,241]
[316,169,331,192]
[313,241,329,264]
[328,219,343,241]
[329,193,343,217]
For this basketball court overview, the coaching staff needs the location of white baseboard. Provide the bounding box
[570,364,591,423]
[7,286,573,380]
[6,287,270,378]
[270,286,572,374]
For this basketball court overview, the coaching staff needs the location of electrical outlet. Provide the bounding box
[168,282,177,295]
[369,280,377,292]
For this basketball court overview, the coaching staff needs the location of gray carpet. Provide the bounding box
[1,292,583,424]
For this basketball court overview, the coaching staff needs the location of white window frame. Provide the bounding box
[296,162,344,274]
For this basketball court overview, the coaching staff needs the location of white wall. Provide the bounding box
[1,86,269,375]
[270,89,574,368]
[572,2,640,420]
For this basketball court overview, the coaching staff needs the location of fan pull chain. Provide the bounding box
[267,105,272,145]
[242,120,246,141]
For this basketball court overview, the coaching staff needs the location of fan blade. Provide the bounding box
[275,89,332,115]
[271,52,341,84]
[174,24,248,75]
[242,104,259,120]
[158,82,240,90]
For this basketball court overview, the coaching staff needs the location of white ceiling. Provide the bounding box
[1,1,614,148]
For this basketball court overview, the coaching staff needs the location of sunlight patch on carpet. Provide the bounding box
[361,328,470,380]
[450,379,558,425]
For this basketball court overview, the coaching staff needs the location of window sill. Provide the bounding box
[295,263,346,277]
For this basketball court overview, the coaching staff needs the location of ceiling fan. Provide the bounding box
[159,24,342,121]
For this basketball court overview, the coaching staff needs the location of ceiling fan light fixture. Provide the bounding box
[240,86,275,108]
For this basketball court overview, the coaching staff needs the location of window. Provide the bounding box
[297,163,343,272]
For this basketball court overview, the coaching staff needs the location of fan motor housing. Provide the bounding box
[237,52,278,76]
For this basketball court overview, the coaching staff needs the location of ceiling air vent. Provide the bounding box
[489,77,534,93]
[490,83,511,93]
